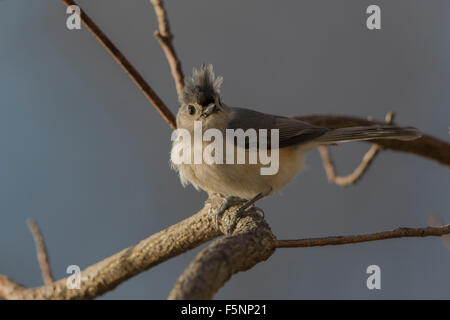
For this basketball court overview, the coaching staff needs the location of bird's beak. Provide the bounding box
[201,103,216,118]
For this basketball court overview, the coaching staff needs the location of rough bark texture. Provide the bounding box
[0,204,220,299]
[168,208,276,299]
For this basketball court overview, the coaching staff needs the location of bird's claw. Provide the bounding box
[225,204,263,235]
[210,195,266,235]
[211,196,244,231]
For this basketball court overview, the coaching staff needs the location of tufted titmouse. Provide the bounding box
[171,65,421,231]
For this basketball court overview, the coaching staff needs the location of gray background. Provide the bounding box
[1,0,449,299]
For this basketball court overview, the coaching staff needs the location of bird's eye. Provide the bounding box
[188,105,196,115]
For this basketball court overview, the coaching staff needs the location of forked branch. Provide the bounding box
[2,201,448,300]
[0,0,448,301]
[61,0,176,129]
[150,0,185,98]
[318,112,395,186]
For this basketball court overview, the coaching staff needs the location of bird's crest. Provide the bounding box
[180,64,223,106]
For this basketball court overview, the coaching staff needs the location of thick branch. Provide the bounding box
[276,224,450,248]
[0,204,220,300]
[2,200,450,299]
[168,206,276,299]
[168,213,450,299]
[27,220,53,285]
[150,0,185,98]
[61,0,177,129]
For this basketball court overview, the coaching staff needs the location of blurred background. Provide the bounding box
[0,0,449,299]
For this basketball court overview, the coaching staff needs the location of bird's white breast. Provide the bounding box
[171,136,311,199]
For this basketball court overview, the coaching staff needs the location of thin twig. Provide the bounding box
[427,213,450,250]
[318,144,380,186]
[318,112,395,186]
[150,0,184,98]
[275,224,450,248]
[27,220,53,285]
[61,0,177,129]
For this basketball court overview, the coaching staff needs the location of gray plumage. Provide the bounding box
[180,64,223,106]
[314,125,420,143]
[226,107,420,148]
[226,107,328,148]
[171,64,422,200]
[179,64,420,148]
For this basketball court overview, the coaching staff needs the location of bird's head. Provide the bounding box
[176,64,227,132]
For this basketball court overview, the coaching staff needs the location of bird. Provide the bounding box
[170,64,421,233]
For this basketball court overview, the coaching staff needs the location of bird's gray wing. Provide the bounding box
[226,107,327,148]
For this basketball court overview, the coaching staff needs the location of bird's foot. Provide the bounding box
[209,192,267,235]
[225,204,265,234]
[210,196,245,231]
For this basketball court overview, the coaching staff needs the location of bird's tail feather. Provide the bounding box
[316,125,421,144]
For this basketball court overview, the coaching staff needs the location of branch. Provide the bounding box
[150,0,184,98]
[318,112,395,186]
[2,199,450,299]
[0,204,220,299]
[1,0,445,301]
[27,220,53,285]
[61,0,177,129]
[275,224,450,248]
[61,2,450,169]
[167,209,450,299]
[168,206,276,300]
[319,145,381,186]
